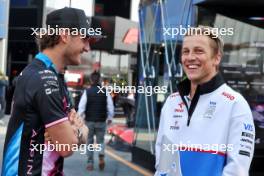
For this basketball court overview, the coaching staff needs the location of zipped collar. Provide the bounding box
[35,52,73,109]
[35,52,58,74]
[177,73,225,126]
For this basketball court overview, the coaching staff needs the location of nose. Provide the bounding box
[186,51,196,61]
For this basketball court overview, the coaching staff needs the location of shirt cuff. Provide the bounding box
[45,117,68,128]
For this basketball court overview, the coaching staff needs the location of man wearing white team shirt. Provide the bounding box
[155,26,255,176]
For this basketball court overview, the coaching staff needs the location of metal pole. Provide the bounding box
[159,0,173,93]
[99,51,102,72]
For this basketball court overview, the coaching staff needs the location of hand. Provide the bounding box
[68,109,84,127]
[79,125,88,144]
[44,131,52,142]
[68,109,77,123]
[73,116,84,129]
[72,123,88,144]
[68,109,88,144]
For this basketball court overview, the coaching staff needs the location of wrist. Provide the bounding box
[77,125,88,144]
[77,128,83,144]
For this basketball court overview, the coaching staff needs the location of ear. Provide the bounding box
[59,29,70,44]
[214,51,222,66]
[60,33,68,43]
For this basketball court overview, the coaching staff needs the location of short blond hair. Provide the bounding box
[184,26,224,56]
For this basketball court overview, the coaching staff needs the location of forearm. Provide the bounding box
[222,113,255,176]
[69,109,88,145]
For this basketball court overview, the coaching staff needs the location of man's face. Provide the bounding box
[64,35,90,65]
[181,35,221,85]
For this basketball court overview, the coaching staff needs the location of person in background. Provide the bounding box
[78,71,114,171]
[4,70,18,115]
[0,70,8,120]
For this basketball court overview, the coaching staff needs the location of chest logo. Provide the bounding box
[175,102,185,113]
[203,101,216,119]
[170,121,180,130]
[222,92,235,101]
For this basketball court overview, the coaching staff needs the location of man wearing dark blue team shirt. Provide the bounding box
[1,7,91,176]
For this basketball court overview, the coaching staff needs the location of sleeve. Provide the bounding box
[222,98,255,176]
[155,101,166,170]
[34,71,68,128]
[106,92,114,120]
[77,90,87,118]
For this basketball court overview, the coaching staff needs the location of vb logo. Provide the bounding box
[243,123,253,132]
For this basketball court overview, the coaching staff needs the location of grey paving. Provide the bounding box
[63,149,142,176]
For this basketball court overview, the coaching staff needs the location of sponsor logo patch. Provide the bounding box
[173,115,183,118]
[222,92,235,100]
[170,121,180,130]
[240,138,253,144]
[239,150,250,157]
[175,102,185,113]
[242,132,254,139]
[203,101,216,119]
[243,123,254,132]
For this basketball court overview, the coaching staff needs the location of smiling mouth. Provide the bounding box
[186,64,199,69]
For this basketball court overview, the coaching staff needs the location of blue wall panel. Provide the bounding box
[0,0,9,38]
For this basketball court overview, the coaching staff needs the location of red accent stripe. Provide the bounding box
[45,117,68,128]
[179,147,226,156]
[170,92,180,98]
